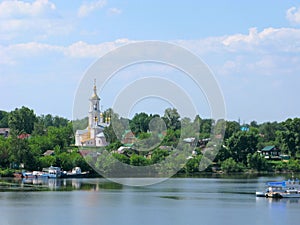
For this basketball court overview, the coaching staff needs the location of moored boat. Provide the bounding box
[256,178,300,198]
[61,167,89,178]
[39,166,62,178]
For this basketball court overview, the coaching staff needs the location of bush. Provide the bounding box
[0,168,15,177]
[221,158,245,173]
[247,153,269,171]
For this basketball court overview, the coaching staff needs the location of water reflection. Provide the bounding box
[0,178,123,192]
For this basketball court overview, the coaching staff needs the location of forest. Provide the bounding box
[0,106,300,177]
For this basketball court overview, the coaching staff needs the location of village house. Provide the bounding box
[258,145,281,160]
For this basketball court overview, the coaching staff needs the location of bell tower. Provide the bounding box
[88,79,101,139]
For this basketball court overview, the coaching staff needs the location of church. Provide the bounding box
[75,81,110,147]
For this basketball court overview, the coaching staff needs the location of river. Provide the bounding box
[0,175,299,225]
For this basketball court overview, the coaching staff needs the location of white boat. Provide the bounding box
[39,166,62,178]
[61,167,89,178]
[256,178,300,198]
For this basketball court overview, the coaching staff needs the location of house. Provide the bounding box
[122,130,136,145]
[258,146,281,160]
[43,150,54,156]
[0,128,9,138]
[18,133,30,139]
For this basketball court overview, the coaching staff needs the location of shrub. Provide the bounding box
[221,158,245,173]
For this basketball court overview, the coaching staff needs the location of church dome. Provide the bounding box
[91,80,100,100]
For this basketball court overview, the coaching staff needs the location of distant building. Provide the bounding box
[258,145,281,160]
[43,150,55,156]
[0,128,9,138]
[18,133,30,139]
[75,81,109,147]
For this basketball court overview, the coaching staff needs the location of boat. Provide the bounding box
[39,166,62,178]
[61,167,89,178]
[256,178,300,198]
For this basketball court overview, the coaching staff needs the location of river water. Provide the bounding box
[0,175,299,225]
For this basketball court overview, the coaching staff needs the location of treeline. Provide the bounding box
[1,106,300,176]
[0,107,91,176]
[99,109,300,174]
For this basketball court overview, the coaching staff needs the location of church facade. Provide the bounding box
[75,81,110,147]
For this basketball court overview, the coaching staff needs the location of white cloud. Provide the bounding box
[108,7,122,15]
[0,39,133,65]
[2,26,300,80]
[286,6,300,24]
[0,0,70,41]
[78,0,107,18]
[220,27,300,53]
[64,39,132,58]
[0,0,56,18]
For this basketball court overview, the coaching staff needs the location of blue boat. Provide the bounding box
[256,178,300,198]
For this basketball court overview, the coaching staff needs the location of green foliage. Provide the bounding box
[8,106,36,134]
[227,131,258,164]
[276,118,300,157]
[221,158,245,173]
[151,149,169,164]
[2,105,300,176]
[130,154,150,166]
[185,157,200,173]
[0,168,14,177]
[130,112,151,135]
[112,153,130,164]
[72,117,88,131]
[0,136,10,168]
[105,140,122,151]
[161,129,180,146]
[163,108,181,130]
[246,152,269,171]
[39,155,56,168]
[0,110,9,128]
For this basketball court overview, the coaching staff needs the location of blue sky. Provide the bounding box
[1,0,300,123]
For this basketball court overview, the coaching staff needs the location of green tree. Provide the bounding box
[9,135,37,170]
[0,136,10,167]
[246,152,269,171]
[47,124,73,150]
[8,106,37,134]
[151,149,169,164]
[276,118,300,157]
[113,153,130,164]
[0,110,9,128]
[130,112,151,135]
[227,131,258,164]
[163,108,181,130]
[130,154,149,166]
[185,157,200,173]
[224,121,240,140]
[221,157,245,173]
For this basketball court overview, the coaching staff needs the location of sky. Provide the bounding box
[1,0,300,123]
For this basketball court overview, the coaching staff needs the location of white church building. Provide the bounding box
[75,81,110,147]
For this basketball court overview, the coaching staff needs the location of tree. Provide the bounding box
[0,110,8,128]
[224,121,240,140]
[247,152,269,171]
[151,149,169,164]
[259,122,282,142]
[277,118,300,158]
[221,157,245,173]
[130,154,149,166]
[130,112,151,135]
[163,108,181,130]
[227,131,258,164]
[8,106,36,134]
[47,124,73,150]
[0,136,10,167]
[9,135,37,170]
